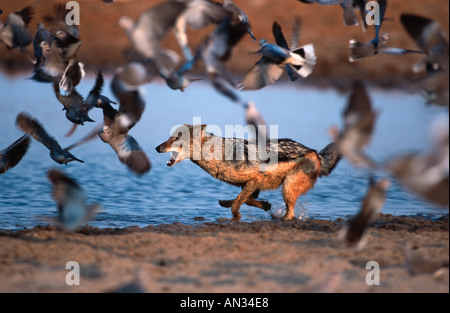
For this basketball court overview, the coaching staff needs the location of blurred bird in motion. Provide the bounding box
[97,72,152,175]
[46,169,101,231]
[298,0,367,30]
[329,82,377,168]
[54,71,116,130]
[16,112,84,165]
[0,4,35,63]
[31,5,85,91]
[240,21,316,91]
[401,14,449,107]
[387,118,449,208]
[174,0,231,62]
[0,135,31,175]
[341,177,390,249]
[348,0,423,62]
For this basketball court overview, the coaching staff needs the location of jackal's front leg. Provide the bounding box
[229,180,261,220]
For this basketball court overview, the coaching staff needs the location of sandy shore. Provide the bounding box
[0,214,448,293]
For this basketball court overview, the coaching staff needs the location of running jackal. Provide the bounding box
[156,124,341,220]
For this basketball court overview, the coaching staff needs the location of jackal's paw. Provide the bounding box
[219,200,233,208]
[260,201,272,212]
[281,214,295,221]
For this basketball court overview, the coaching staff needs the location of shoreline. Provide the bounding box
[0,213,448,293]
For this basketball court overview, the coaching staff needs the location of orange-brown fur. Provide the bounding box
[156,125,340,220]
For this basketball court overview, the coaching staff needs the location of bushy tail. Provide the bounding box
[318,142,341,177]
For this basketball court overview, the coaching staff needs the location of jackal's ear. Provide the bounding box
[201,124,207,132]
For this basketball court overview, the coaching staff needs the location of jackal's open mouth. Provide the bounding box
[167,151,180,167]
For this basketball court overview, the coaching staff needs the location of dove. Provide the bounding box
[47,169,101,231]
[401,14,449,107]
[16,112,84,165]
[240,21,316,91]
[329,82,377,168]
[387,119,449,207]
[174,0,231,62]
[54,71,115,126]
[97,102,152,176]
[0,135,31,175]
[119,0,187,65]
[341,177,390,248]
[0,5,35,63]
[31,5,85,91]
[298,0,367,30]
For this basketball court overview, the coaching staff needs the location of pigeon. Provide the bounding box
[47,169,101,231]
[348,0,423,62]
[341,177,390,248]
[401,14,449,107]
[16,112,84,165]
[401,14,449,74]
[54,71,115,126]
[240,21,315,91]
[111,65,147,129]
[174,0,231,62]
[31,28,84,91]
[0,5,35,63]
[31,5,85,91]
[119,0,187,65]
[0,135,31,175]
[298,0,367,30]
[329,82,377,168]
[97,102,152,176]
[387,119,449,207]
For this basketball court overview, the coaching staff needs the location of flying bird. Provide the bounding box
[31,18,84,92]
[16,112,84,165]
[111,65,147,129]
[174,0,231,62]
[401,14,449,107]
[341,177,390,248]
[0,4,35,63]
[0,135,31,175]
[97,102,152,176]
[47,169,101,231]
[54,71,115,127]
[298,0,367,30]
[348,1,423,62]
[329,82,377,168]
[240,21,316,91]
[387,119,449,207]
[119,0,187,65]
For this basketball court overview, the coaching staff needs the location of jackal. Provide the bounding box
[156,124,341,220]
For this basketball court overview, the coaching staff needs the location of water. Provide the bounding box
[0,73,448,230]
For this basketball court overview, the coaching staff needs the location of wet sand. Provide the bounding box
[0,214,448,293]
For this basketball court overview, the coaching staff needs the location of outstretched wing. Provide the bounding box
[16,112,63,153]
[0,135,31,174]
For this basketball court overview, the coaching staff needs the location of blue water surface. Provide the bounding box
[0,73,447,230]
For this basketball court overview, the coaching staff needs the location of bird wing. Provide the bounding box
[290,16,302,50]
[137,1,187,43]
[64,125,102,151]
[0,135,31,174]
[110,134,152,175]
[183,0,230,30]
[16,112,63,153]
[272,22,289,50]
[13,5,34,27]
[240,59,284,91]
